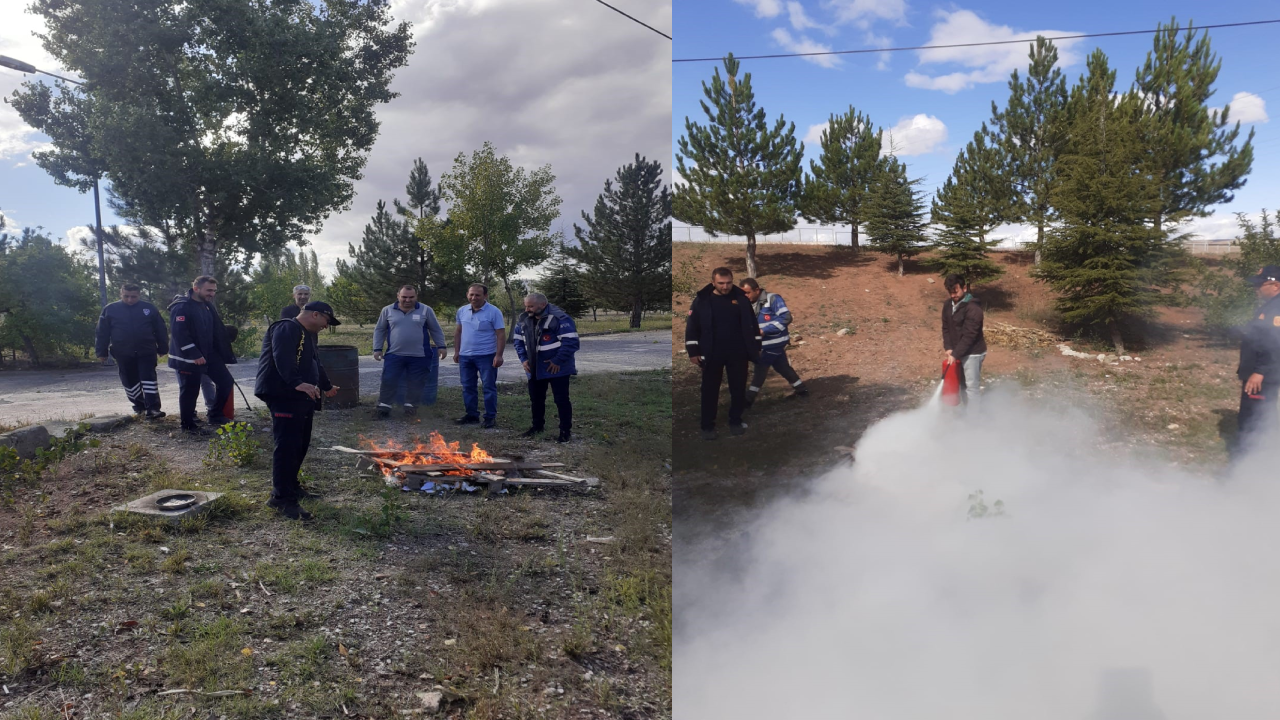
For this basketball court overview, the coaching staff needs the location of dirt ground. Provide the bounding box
[1,373,671,719]
[672,243,1243,539]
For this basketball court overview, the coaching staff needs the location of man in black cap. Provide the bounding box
[685,267,761,440]
[255,301,341,521]
[1234,265,1280,461]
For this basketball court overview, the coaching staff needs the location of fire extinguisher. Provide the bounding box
[222,386,235,420]
[941,359,962,406]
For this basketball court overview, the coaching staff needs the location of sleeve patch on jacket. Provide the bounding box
[175,316,185,321]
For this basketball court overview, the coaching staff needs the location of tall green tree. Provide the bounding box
[570,154,672,328]
[394,158,443,221]
[928,129,1012,283]
[1134,18,1254,232]
[0,228,99,365]
[246,247,326,321]
[864,157,929,276]
[538,241,588,319]
[1035,51,1170,355]
[1196,210,1280,330]
[987,36,1069,265]
[8,0,413,275]
[674,54,803,278]
[440,141,562,322]
[800,106,881,250]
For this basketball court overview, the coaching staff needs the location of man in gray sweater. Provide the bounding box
[372,285,447,418]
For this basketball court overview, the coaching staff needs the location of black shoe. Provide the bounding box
[790,386,809,399]
[701,429,718,441]
[729,423,747,437]
[131,405,145,414]
[520,427,544,438]
[182,425,212,437]
[403,405,416,417]
[556,430,571,443]
[268,499,313,521]
[145,410,167,421]
[455,415,480,425]
[208,416,231,427]
[481,418,496,429]
[374,406,391,419]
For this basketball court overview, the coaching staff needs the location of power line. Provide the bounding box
[673,18,1280,63]
[591,0,671,41]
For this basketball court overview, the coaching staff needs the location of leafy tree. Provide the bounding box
[1134,17,1254,232]
[246,248,326,321]
[1034,51,1173,355]
[570,154,672,328]
[674,54,803,278]
[1197,211,1280,330]
[0,228,99,364]
[987,36,1069,265]
[800,106,881,250]
[928,129,1011,283]
[440,141,561,322]
[9,0,413,275]
[864,157,929,276]
[326,271,381,327]
[538,241,587,318]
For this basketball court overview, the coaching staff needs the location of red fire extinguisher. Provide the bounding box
[222,387,235,420]
[941,359,962,406]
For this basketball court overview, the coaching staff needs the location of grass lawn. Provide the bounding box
[0,371,671,719]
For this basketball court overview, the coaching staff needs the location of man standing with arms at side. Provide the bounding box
[255,302,340,521]
[95,283,169,420]
[1233,266,1280,461]
[454,283,505,429]
[372,285,446,418]
[941,274,987,409]
[686,267,760,440]
[168,276,237,436]
[280,285,311,320]
[739,278,807,408]
[513,292,579,442]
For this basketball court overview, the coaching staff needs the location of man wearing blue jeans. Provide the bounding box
[454,283,506,429]
[394,319,443,407]
[373,285,447,418]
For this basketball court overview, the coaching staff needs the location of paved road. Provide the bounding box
[0,332,672,426]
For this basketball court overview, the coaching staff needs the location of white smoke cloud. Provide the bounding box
[676,388,1280,718]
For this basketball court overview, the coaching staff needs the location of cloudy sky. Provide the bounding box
[0,0,672,273]
[674,0,1278,245]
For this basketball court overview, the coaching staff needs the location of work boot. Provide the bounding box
[145,410,167,421]
[131,404,145,414]
[403,404,416,417]
[268,498,313,521]
[701,428,718,441]
[789,384,809,399]
[556,429,571,443]
[374,406,391,419]
[520,427,544,438]
[481,418,496,429]
[455,415,480,425]
[729,423,747,437]
[209,416,231,427]
[744,389,759,410]
[182,425,212,437]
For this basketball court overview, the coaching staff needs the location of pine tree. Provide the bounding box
[571,154,672,328]
[1035,50,1168,355]
[538,241,587,318]
[864,157,929,276]
[394,158,442,221]
[674,54,803,278]
[800,106,881,250]
[928,129,1011,283]
[988,36,1069,265]
[1134,18,1254,232]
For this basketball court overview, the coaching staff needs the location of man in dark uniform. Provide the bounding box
[255,301,340,521]
[685,267,761,440]
[167,276,237,436]
[95,283,169,419]
[1234,265,1280,461]
[280,285,311,320]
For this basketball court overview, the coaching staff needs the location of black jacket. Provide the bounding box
[166,291,236,370]
[95,300,168,358]
[255,318,332,404]
[1238,293,1280,382]
[280,304,302,320]
[942,294,987,359]
[684,284,761,360]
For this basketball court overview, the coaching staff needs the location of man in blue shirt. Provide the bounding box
[453,283,506,429]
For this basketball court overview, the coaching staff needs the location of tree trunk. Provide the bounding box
[630,297,642,329]
[20,333,40,366]
[1109,320,1126,356]
[592,307,597,322]
[745,232,758,278]
[851,223,860,251]
[196,228,218,277]
[502,277,519,344]
[1034,220,1044,266]
[898,256,904,277]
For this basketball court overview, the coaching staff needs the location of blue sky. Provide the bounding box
[673,0,1278,244]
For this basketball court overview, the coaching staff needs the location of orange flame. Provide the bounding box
[358,432,492,477]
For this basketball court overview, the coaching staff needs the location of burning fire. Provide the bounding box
[358,432,492,477]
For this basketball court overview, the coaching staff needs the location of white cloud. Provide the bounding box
[881,114,947,156]
[822,0,906,28]
[1214,92,1269,125]
[904,9,1083,94]
[733,0,783,18]
[786,2,829,33]
[0,5,61,163]
[771,28,841,68]
[803,122,829,145]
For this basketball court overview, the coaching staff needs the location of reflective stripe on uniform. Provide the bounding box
[538,341,562,351]
[181,344,196,350]
[558,332,579,338]
[762,336,789,345]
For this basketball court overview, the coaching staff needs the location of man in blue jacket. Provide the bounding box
[513,293,579,443]
[95,283,169,419]
[739,278,807,409]
[1234,265,1280,460]
[167,276,237,436]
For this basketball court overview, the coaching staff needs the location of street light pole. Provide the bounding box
[0,54,107,308]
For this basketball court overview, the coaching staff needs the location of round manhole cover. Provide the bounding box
[155,493,198,511]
